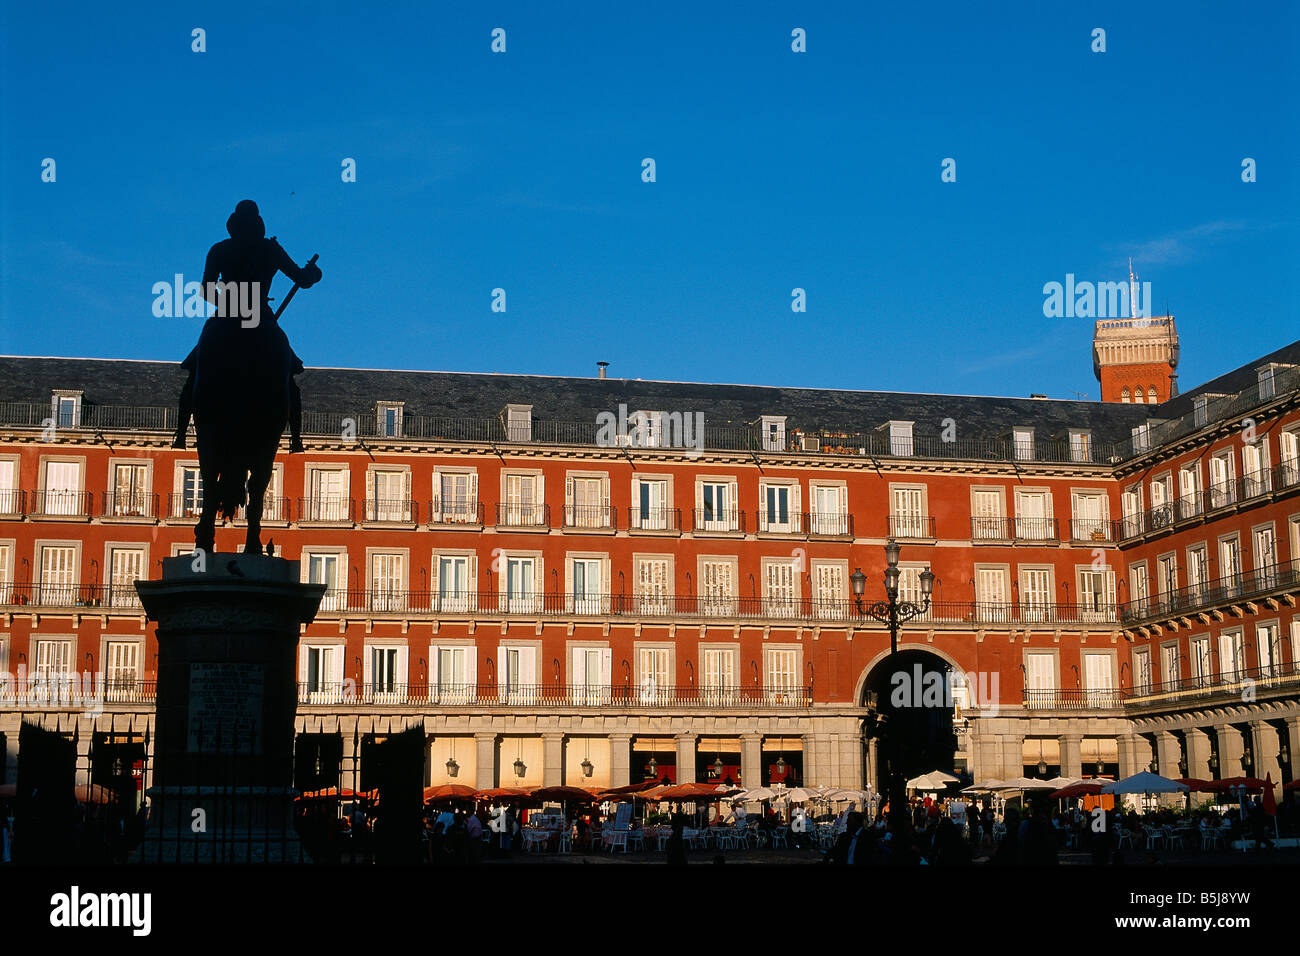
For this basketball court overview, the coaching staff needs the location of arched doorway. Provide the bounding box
[862,650,959,790]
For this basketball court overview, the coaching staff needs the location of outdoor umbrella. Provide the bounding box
[655,782,739,801]
[531,786,597,803]
[780,787,823,803]
[1285,780,1300,793]
[1049,782,1103,799]
[476,787,532,801]
[737,786,780,802]
[962,779,1004,793]
[998,777,1057,791]
[423,784,479,803]
[1100,771,1188,795]
[1043,776,1080,789]
[1214,776,1269,793]
[1175,778,1213,792]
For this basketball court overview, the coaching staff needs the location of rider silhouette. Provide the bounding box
[173,200,321,451]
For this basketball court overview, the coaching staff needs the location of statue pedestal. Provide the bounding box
[135,554,325,863]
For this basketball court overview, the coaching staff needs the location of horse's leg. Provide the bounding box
[195,460,219,555]
[243,457,272,554]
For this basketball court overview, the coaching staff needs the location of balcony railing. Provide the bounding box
[296,496,354,523]
[235,496,290,523]
[299,589,1122,626]
[495,502,549,529]
[563,504,615,530]
[887,515,935,539]
[628,507,681,532]
[807,512,853,537]
[756,510,803,534]
[692,508,744,533]
[295,682,812,708]
[28,489,92,518]
[0,582,144,608]
[973,517,1062,542]
[428,497,483,524]
[100,491,158,520]
[1068,518,1115,542]
[1126,660,1300,702]
[1022,689,1127,710]
[0,676,157,708]
[0,488,24,517]
[1120,559,1300,625]
[363,497,417,523]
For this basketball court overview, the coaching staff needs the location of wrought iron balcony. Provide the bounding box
[563,504,615,529]
[1026,661,1300,713]
[691,508,744,533]
[756,509,803,534]
[494,502,550,529]
[0,582,144,609]
[100,490,158,520]
[1021,689,1127,710]
[295,681,812,708]
[1120,560,1300,625]
[296,496,355,523]
[428,497,483,525]
[0,676,156,708]
[969,517,1059,542]
[887,514,935,539]
[627,506,681,532]
[362,497,417,523]
[28,489,92,518]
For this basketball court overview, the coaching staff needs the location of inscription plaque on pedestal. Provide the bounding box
[187,662,265,754]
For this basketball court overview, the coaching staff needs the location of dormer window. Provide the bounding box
[1193,396,1209,428]
[503,403,533,442]
[376,401,403,438]
[883,420,914,456]
[1012,427,1034,461]
[51,390,82,429]
[759,415,787,452]
[1068,429,1092,463]
[1131,422,1151,454]
[1258,364,1279,401]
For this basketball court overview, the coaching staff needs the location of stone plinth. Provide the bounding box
[135,554,325,862]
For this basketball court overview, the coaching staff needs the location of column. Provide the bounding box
[1286,717,1300,783]
[802,733,820,786]
[1059,733,1083,779]
[1117,734,1143,778]
[1214,724,1245,778]
[542,732,565,787]
[74,724,93,788]
[740,733,763,788]
[1155,731,1181,780]
[608,733,632,788]
[1185,727,1213,780]
[1250,720,1282,785]
[865,737,879,793]
[1001,733,1025,780]
[474,732,497,790]
[675,733,697,784]
[341,718,361,790]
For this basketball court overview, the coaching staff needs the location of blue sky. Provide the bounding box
[1,1,1296,400]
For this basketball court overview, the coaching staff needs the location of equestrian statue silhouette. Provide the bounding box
[176,200,321,555]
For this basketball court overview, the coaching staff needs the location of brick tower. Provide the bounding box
[1093,315,1180,404]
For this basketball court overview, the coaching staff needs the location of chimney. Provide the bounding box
[597,361,609,379]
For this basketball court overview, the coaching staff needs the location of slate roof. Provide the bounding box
[1151,338,1300,422]
[0,355,1154,444]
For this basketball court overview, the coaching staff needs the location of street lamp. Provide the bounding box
[850,539,935,830]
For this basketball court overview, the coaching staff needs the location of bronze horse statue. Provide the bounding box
[186,200,321,555]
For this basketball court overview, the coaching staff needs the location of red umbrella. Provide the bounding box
[1285,780,1300,793]
[1213,777,1268,793]
[1175,778,1214,791]
[531,786,597,803]
[1049,782,1103,799]
[656,782,739,801]
[423,784,479,803]
[477,787,532,801]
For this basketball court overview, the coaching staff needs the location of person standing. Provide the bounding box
[465,810,484,864]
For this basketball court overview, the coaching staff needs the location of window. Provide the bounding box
[1253,526,1276,586]
[433,471,478,523]
[975,567,1010,623]
[107,546,145,608]
[34,638,72,681]
[1177,463,1201,518]
[569,646,611,705]
[1190,636,1211,687]
[1070,491,1107,540]
[366,644,406,702]
[109,462,149,517]
[760,416,786,452]
[1132,647,1151,693]
[1131,423,1151,453]
[1281,427,1300,488]
[51,391,81,428]
[1120,485,1142,538]
[633,478,670,530]
[1077,568,1115,622]
[1133,388,1145,405]
[38,544,77,605]
[1019,568,1052,623]
[1207,452,1235,509]
[376,402,403,438]
[0,543,11,604]
[886,421,914,456]
[0,459,16,516]
[1160,643,1179,687]
[697,479,738,532]
[1069,430,1092,463]
[1241,440,1270,497]
[759,482,800,533]
[763,559,798,618]
[435,553,474,612]
[1014,490,1051,540]
[1156,554,1177,597]
[1186,546,1209,598]
[812,563,846,619]
[502,473,542,526]
[1012,428,1034,461]
[890,486,926,538]
[503,404,533,442]
[637,647,671,704]
[809,484,848,535]
[1082,652,1112,706]
[368,469,411,522]
[175,465,203,518]
[1219,537,1242,593]
[1218,630,1244,679]
[700,559,736,617]
[41,460,82,516]
[566,475,609,528]
[1129,564,1149,615]
[1258,365,1276,401]
[1193,396,1209,428]
[432,646,474,705]
[499,645,536,704]
[1257,623,1281,676]
[570,557,604,614]
[765,648,799,702]
[306,468,349,522]
[896,565,931,620]
[104,641,140,702]
[1149,475,1172,526]
[305,552,344,611]
[635,556,671,614]
[302,645,342,702]
[701,647,737,703]
[1024,652,1055,693]
[503,555,538,613]
[1147,387,1157,404]
[369,552,406,612]
[971,488,1004,540]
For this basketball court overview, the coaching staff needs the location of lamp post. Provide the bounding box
[850,539,935,830]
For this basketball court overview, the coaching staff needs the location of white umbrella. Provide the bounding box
[998,777,1057,791]
[963,779,1004,793]
[737,787,780,802]
[1044,776,1080,789]
[1101,771,1189,795]
[781,787,821,803]
[824,788,870,803]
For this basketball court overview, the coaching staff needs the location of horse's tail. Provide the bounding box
[215,469,247,521]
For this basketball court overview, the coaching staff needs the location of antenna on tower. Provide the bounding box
[1128,258,1139,320]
